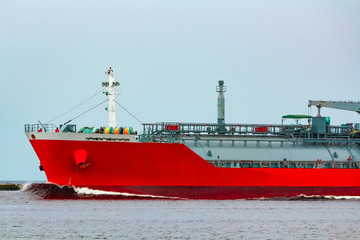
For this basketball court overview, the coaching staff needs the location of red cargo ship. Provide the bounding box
[25,68,360,199]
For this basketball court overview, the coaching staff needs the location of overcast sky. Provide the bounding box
[1,0,359,181]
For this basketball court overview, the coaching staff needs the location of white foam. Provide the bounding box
[250,194,360,200]
[298,194,360,200]
[20,182,34,191]
[73,186,181,199]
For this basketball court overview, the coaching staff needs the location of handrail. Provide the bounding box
[25,124,58,133]
[141,122,354,138]
[208,159,360,169]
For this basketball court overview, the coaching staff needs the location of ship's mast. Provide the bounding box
[103,67,120,128]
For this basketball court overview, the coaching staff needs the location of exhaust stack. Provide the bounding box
[216,80,226,133]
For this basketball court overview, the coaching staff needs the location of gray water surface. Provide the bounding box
[1,184,360,239]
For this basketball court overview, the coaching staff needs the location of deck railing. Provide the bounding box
[25,124,58,133]
[141,122,354,140]
[209,159,360,169]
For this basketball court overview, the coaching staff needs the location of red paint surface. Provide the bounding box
[73,149,88,166]
[165,125,179,131]
[30,140,360,199]
[255,126,268,132]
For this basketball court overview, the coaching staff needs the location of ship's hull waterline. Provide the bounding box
[30,139,360,199]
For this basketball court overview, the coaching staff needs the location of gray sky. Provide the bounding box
[1,0,360,181]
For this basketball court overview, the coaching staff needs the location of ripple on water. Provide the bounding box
[0,184,360,239]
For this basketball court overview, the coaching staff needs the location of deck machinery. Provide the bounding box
[141,81,360,170]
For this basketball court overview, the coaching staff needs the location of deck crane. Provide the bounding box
[308,100,360,117]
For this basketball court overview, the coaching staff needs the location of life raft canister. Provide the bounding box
[123,127,133,135]
[104,127,114,134]
[74,149,88,167]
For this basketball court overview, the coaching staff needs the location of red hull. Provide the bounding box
[30,140,360,199]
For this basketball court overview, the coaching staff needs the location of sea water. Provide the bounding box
[1,183,360,239]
